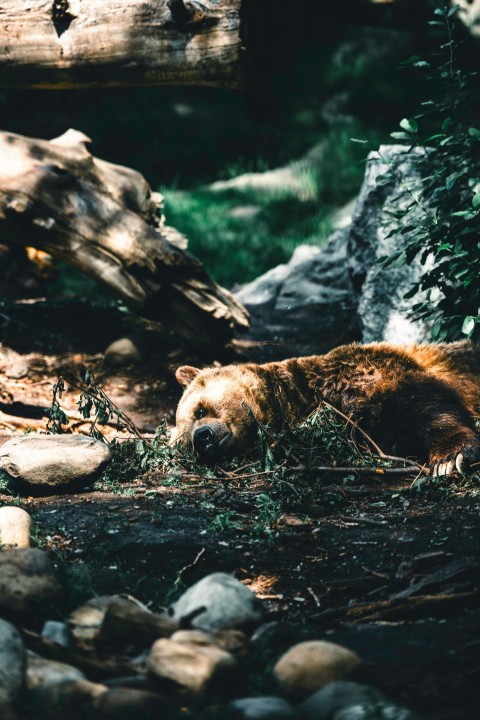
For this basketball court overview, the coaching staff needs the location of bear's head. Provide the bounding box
[172,363,268,462]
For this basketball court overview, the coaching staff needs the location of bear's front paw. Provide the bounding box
[430,442,480,477]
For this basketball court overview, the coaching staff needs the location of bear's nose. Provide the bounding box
[193,425,215,456]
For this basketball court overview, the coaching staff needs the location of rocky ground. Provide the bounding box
[0,298,479,719]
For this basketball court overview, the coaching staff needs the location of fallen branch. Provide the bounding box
[0,129,249,347]
[311,590,479,627]
[289,464,426,477]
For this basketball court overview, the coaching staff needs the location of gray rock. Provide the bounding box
[273,641,361,700]
[0,434,111,493]
[147,636,237,705]
[0,619,26,706]
[229,696,299,719]
[234,144,433,356]
[235,234,360,359]
[0,505,32,548]
[348,146,432,344]
[170,572,264,632]
[0,548,61,613]
[41,620,74,648]
[104,336,144,367]
[300,681,414,720]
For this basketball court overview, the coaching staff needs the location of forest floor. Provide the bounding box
[0,300,479,720]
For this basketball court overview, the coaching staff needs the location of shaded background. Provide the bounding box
[1,0,477,290]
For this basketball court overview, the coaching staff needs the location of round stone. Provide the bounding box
[273,640,362,700]
[0,506,32,548]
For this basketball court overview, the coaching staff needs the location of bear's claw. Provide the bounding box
[431,442,480,477]
[431,455,462,477]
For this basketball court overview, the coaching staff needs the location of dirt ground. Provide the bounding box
[0,299,479,719]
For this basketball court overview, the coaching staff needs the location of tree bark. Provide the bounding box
[0,128,250,345]
[0,0,244,89]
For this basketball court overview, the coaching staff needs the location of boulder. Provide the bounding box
[273,640,361,700]
[0,548,61,614]
[147,636,237,705]
[0,619,26,706]
[235,145,432,355]
[347,145,431,344]
[0,506,32,548]
[235,234,360,359]
[170,572,264,632]
[0,434,111,493]
[300,681,414,720]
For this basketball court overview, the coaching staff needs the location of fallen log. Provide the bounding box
[0,128,249,346]
[0,0,244,89]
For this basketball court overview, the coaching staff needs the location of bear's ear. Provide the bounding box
[175,365,201,387]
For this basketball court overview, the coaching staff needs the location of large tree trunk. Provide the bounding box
[0,0,244,89]
[0,128,249,346]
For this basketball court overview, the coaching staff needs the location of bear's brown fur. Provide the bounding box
[173,341,480,475]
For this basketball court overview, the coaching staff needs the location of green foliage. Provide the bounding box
[379,2,480,341]
[163,125,370,286]
[294,405,365,467]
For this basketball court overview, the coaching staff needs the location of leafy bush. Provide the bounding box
[379,2,480,341]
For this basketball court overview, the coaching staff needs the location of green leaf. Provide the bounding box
[404,55,423,65]
[448,5,460,17]
[452,210,475,219]
[462,316,476,337]
[403,286,419,300]
[399,117,418,134]
[390,132,412,141]
[424,133,445,143]
[472,192,480,209]
[391,251,407,268]
[468,127,480,139]
[441,117,452,132]
[264,445,276,472]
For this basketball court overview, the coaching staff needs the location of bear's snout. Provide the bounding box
[193,422,232,461]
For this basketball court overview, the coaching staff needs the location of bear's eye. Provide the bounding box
[194,405,207,420]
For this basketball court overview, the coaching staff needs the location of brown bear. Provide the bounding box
[173,341,480,476]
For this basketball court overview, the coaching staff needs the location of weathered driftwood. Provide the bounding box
[0,128,249,345]
[0,0,244,89]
